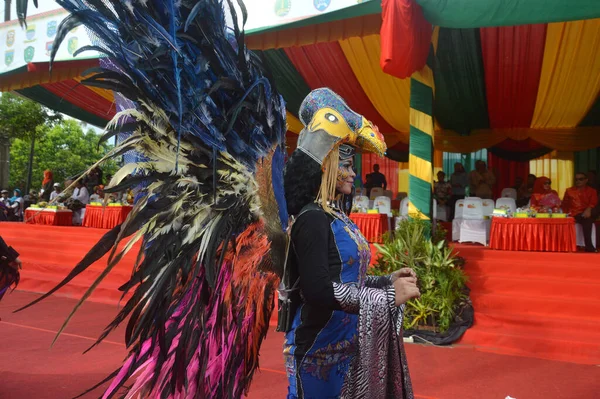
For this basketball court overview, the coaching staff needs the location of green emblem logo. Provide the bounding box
[274,0,291,17]
[6,30,15,47]
[5,50,14,66]
[24,46,35,63]
[68,37,79,55]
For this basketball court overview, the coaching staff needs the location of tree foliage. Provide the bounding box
[9,119,118,190]
[0,93,61,140]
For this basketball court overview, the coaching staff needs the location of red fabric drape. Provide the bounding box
[361,152,399,195]
[487,153,530,199]
[480,25,547,128]
[380,0,431,79]
[495,138,545,152]
[489,218,576,252]
[284,42,395,136]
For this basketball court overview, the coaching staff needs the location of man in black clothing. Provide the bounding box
[367,164,387,191]
[0,236,21,302]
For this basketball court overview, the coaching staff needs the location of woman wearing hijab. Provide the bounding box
[530,177,561,213]
[40,170,55,202]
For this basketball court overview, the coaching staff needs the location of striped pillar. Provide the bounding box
[408,47,435,220]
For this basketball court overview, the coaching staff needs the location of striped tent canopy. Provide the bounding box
[1,1,599,161]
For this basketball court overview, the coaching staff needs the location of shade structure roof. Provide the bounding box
[1,1,598,159]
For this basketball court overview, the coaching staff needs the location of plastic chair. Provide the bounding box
[501,188,517,200]
[436,202,448,222]
[462,198,484,220]
[383,190,394,199]
[575,224,597,248]
[454,199,465,219]
[495,197,517,214]
[374,196,392,217]
[355,187,364,197]
[353,195,370,211]
[370,187,384,200]
[400,197,409,217]
[396,192,408,200]
[481,199,494,217]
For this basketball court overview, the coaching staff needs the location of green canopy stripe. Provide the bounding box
[416,0,600,28]
[409,45,435,221]
[409,79,433,115]
[409,174,432,217]
[433,28,489,135]
[410,126,433,161]
[259,49,311,117]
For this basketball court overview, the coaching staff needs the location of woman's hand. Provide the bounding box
[390,268,417,283]
[393,276,420,307]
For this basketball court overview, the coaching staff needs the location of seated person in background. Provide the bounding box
[512,176,523,191]
[517,173,536,207]
[0,190,10,206]
[434,171,452,206]
[49,183,63,202]
[530,177,561,213]
[9,189,24,221]
[562,172,599,253]
[89,185,105,203]
[71,180,90,205]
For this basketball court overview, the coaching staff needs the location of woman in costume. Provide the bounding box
[282,89,419,398]
[16,2,416,399]
[530,176,561,213]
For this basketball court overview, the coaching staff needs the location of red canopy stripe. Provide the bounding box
[480,24,547,128]
[284,42,397,139]
[41,79,117,121]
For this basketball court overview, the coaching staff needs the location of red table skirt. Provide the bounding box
[83,205,133,229]
[489,217,576,252]
[24,209,73,226]
[350,213,389,243]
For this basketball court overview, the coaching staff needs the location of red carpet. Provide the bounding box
[2,223,599,366]
[0,222,139,304]
[2,291,599,399]
[454,244,600,365]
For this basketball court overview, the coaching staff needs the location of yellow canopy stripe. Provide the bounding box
[532,19,600,128]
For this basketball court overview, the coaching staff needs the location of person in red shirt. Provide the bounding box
[562,173,599,252]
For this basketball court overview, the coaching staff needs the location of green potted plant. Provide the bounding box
[371,217,471,342]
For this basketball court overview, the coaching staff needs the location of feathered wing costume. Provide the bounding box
[16,1,409,398]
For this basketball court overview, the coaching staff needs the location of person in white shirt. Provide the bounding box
[70,181,90,225]
[72,181,90,205]
[89,185,104,203]
[49,183,64,202]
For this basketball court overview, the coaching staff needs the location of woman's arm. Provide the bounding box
[292,212,417,314]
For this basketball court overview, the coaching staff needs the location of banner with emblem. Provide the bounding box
[0,8,98,74]
[245,0,366,32]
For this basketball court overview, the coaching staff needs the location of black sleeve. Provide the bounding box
[291,211,397,314]
[291,210,342,311]
[0,236,18,261]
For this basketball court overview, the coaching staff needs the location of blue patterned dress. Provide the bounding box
[283,207,410,399]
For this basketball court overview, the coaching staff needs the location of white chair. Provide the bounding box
[482,199,494,217]
[454,199,465,219]
[353,195,369,211]
[399,197,409,217]
[355,187,364,197]
[436,204,448,222]
[432,198,438,220]
[495,197,517,214]
[575,224,597,248]
[501,188,517,200]
[396,192,408,200]
[374,196,392,217]
[370,187,384,200]
[383,190,394,199]
[453,198,489,246]
[462,197,484,220]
